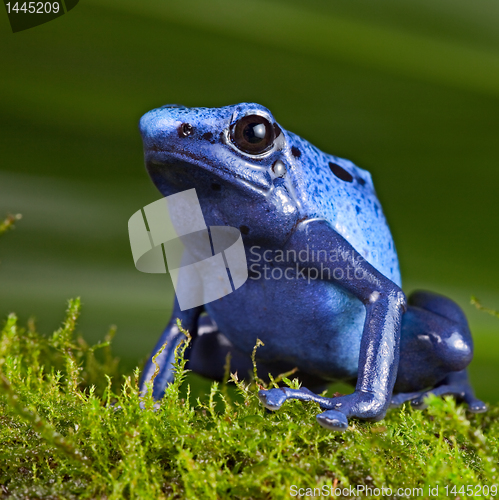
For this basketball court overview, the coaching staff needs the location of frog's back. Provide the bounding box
[286,132,401,286]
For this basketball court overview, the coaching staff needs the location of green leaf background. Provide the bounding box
[1,0,498,402]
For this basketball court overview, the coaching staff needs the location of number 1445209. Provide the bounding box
[5,2,60,14]
[445,484,497,497]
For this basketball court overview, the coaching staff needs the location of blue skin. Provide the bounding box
[138,102,486,431]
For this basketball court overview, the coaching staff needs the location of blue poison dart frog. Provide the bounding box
[137,102,486,431]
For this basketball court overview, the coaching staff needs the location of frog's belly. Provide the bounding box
[204,277,364,381]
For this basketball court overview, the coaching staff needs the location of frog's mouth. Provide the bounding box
[144,148,273,194]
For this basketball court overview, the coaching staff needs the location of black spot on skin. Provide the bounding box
[239,225,249,235]
[355,205,361,214]
[203,132,213,141]
[356,176,366,186]
[274,123,282,138]
[329,162,353,183]
[211,182,221,191]
[291,146,301,158]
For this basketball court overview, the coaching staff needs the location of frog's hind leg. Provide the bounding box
[392,370,486,412]
[392,290,486,413]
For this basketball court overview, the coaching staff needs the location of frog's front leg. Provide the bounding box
[140,299,203,399]
[258,218,406,431]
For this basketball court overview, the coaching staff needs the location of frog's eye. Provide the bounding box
[231,115,275,155]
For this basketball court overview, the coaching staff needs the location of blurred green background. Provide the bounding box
[1,0,498,401]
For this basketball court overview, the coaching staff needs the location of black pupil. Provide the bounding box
[243,123,266,144]
[232,115,274,154]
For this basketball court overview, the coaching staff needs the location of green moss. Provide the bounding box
[472,297,499,320]
[0,300,498,499]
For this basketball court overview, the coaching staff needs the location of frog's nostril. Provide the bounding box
[179,123,193,137]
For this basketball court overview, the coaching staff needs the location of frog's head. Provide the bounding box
[139,103,302,245]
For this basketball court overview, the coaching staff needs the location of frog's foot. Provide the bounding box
[391,370,487,413]
[258,387,336,411]
[258,388,385,432]
[258,387,349,431]
[315,410,349,431]
[410,385,487,413]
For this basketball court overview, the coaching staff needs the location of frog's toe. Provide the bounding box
[410,383,487,413]
[316,410,349,432]
[390,391,421,408]
[258,388,287,411]
[410,384,461,409]
[465,397,487,413]
[410,395,431,410]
